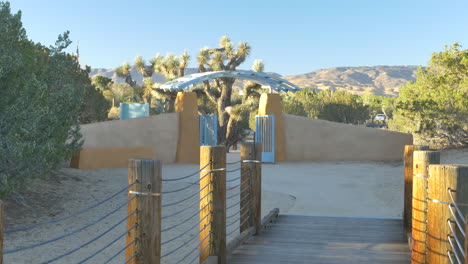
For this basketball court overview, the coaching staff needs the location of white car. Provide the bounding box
[374,114,386,121]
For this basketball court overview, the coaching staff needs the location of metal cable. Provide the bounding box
[448,250,458,264]
[226,184,250,200]
[5,182,137,233]
[227,201,249,220]
[226,167,241,173]
[40,210,137,264]
[102,239,137,264]
[227,193,250,210]
[123,254,137,264]
[448,220,466,258]
[227,177,250,191]
[162,182,211,208]
[161,213,210,246]
[162,190,212,220]
[162,172,210,194]
[448,236,463,264]
[227,215,251,237]
[5,196,137,255]
[227,208,250,229]
[161,202,211,233]
[226,175,242,183]
[226,190,242,200]
[161,227,210,259]
[449,189,467,225]
[449,205,466,237]
[173,232,211,264]
[187,242,211,264]
[162,162,211,182]
[226,215,241,228]
[76,224,137,264]
[227,160,241,165]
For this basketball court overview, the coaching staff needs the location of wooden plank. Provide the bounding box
[404,145,429,236]
[228,215,410,264]
[411,151,440,264]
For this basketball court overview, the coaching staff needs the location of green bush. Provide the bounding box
[0,2,86,197]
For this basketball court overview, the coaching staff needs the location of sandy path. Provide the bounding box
[4,149,466,263]
[4,152,293,264]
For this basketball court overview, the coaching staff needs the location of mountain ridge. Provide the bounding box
[89,65,419,96]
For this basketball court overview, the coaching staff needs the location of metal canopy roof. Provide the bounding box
[159,70,301,93]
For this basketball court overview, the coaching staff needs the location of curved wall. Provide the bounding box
[283,113,413,161]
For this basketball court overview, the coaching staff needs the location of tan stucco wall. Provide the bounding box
[175,92,200,163]
[258,93,286,162]
[283,113,413,161]
[78,113,179,163]
[71,147,156,169]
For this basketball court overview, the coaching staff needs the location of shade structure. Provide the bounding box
[160,70,301,92]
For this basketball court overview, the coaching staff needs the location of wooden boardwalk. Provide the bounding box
[228,214,411,264]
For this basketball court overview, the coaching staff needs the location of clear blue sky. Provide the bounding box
[9,0,468,75]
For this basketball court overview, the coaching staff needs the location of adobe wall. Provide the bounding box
[78,112,179,164]
[283,113,413,161]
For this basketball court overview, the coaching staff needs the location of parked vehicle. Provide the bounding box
[374,114,386,121]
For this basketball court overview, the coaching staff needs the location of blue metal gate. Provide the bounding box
[255,115,275,163]
[199,115,218,146]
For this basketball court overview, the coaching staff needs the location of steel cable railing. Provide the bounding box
[162,180,211,208]
[161,200,211,233]
[39,210,137,264]
[5,181,137,233]
[3,181,138,264]
[5,195,137,255]
[162,162,211,182]
[159,160,216,264]
[446,189,467,264]
[225,167,253,244]
[162,171,210,194]
[102,238,137,264]
[173,233,212,264]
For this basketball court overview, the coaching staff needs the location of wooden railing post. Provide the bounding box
[0,201,3,264]
[200,146,226,264]
[411,151,440,264]
[404,145,429,236]
[126,159,162,264]
[240,142,262,234]
[427,164,468,264]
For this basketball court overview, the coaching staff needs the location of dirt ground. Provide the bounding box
[3,148,467,264]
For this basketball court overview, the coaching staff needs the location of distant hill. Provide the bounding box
[89,65,418,96]
[283,66,418,96]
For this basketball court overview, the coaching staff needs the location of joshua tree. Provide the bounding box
[115,62,140,102]
[115,51,190,109]
[197,36,264,147]
[151,51,190,112]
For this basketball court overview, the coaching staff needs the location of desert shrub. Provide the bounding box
[389,43,468,148]
[0,2,86,197]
